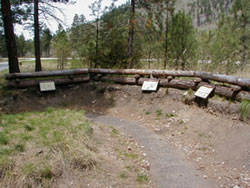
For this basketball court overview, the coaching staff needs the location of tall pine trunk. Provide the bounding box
[94,18,99,68]
[240,19,247,72]
[127,0,135,68]
[1,0,20,73]
[34,0,42,71]
[163,1,169,69]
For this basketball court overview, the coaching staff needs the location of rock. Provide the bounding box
[155,128,160,131]
[196,157,202,162]
[232,185,241,188]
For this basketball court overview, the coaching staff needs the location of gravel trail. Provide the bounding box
[87,114,219,188]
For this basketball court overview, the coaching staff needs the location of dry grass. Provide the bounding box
[19,59,72,72]
[0,108,97,188]
[0,105,152,188]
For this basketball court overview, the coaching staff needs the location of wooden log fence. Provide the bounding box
[4,68,250,101]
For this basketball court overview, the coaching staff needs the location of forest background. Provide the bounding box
[0,0,249,76]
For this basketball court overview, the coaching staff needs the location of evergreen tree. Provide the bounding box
[33,0,71,72]
[99,2,129,68]
[233,0,250,71]
[163,0,175,69]
[210,16,239,74]
[89,0,103,68]
[41,28,52,57]
[170,10,196,70]
[53,24,71,70]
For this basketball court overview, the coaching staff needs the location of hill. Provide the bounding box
[175,0,235,28]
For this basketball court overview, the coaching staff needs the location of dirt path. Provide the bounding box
[87,113,219,188]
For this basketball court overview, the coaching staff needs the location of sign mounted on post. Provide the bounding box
[195,85,214,99]
[39,81,56,92]
[142,81,159,91]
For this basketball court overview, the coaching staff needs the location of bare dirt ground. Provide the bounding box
[1,82,250,188]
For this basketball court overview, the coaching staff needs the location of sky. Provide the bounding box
[15,0,128,39]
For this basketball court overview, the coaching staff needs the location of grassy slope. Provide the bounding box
[0,108,95,187]
[0,107,152,188]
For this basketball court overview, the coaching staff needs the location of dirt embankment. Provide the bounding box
[0,82,250,188]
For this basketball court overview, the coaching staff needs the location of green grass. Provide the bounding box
[179,119,184,124]
[124,152,138,160]
[165,88,169,95]
[155,109,162,117]
[165,113,177,119]
[137,173,148,183]
[0,108,97,187]
[188,88,193,96]
[120,171,128,179]
[111,127,119,137]
[0,132,9,145]
[240,99,250,121]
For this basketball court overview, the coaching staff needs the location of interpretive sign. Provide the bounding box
[195,85,214,99]
[142,81,159,91]
[39,81,56,92]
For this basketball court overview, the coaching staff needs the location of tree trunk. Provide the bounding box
[127,0,135,68]
[1,0,20,73]
[240,36,247,71]
[95,17,99,68]
[34,0,42,72]
[181,56,186,70]
[164,1,169,69]
[240,9,248,72]
[175,57,179,70]
[148,50,151,69]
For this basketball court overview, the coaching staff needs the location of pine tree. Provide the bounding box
[53,24,71,70]
[233,0,250,71]
[89,0,104,68]
[170,10,197,70]
[1,0,20,73]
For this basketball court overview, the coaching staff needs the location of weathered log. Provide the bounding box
[99,76,136,85]
[89,68,196,77]
[5,69,89,80]
[194,71,250,88]
[137,78,197,90]
[5,68,250,88]
[160,79,197,90]
[236,91,250,101]
[6,76,90,88]
[89,69,250,88]
[137,78,250,101]
[197,82,250,101]
[137,78,158,85]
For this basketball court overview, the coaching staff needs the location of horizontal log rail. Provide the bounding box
[4,68,250,101]
[5,68,250,88]
[5,69,89,80]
